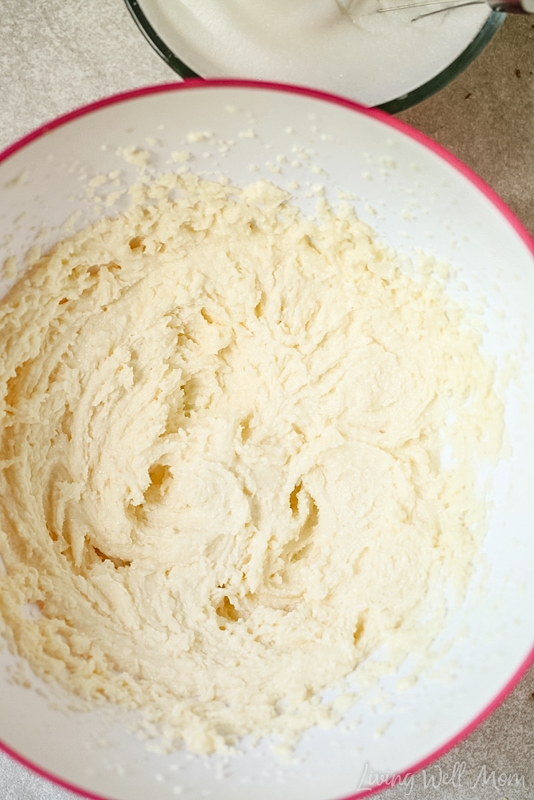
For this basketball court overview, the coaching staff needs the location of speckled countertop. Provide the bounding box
[0,2,533,799]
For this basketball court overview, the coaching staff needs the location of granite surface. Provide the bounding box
[0,1,533,799]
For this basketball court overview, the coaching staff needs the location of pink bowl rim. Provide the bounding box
[0,78,533,800]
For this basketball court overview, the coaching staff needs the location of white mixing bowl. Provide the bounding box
[0,81,533,800]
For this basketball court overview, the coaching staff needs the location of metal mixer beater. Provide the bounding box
[377,0,533,21]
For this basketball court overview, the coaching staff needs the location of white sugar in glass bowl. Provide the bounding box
[124,0,505,111]
[0,81,533,800]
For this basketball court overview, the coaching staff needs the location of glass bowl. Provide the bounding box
[123,0,505,112]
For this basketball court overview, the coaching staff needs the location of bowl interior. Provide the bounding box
[0,83,533,800]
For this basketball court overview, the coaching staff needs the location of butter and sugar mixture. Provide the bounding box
[0,175,502,753]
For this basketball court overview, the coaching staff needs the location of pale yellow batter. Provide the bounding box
[0,175,501,754]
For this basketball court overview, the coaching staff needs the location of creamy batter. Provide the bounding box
[0,175,501,754]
